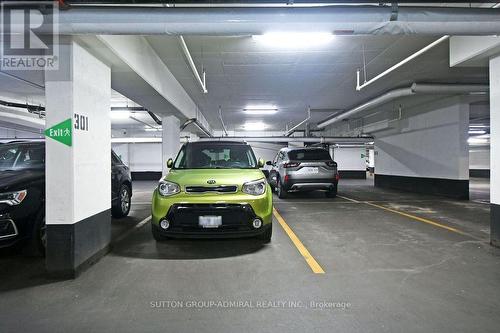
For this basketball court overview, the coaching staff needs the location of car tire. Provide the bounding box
[112,184,131,218]
[26,210,46,257]
[257,224,272,243]
[325,187,338,198]
[151,224,168,241]
[277,178,287,199]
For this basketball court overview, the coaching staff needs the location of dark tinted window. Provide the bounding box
[174,143,257,169]
[0,144,45,170]
[288,149,331,161]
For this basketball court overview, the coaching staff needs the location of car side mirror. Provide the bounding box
[258,158,265,168]
[167,158,173,168]
[266,161,272,166]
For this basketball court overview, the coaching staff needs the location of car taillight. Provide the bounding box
[283,162,300,168]
[335,173,340,181]
[326,161,337,167]
[284,175,290,183]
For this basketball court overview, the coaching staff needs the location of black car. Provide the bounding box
[0,141,132,254]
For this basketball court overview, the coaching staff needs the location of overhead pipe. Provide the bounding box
[28,6,500,36]
[178,36,208,94]
[317,83,489,129]
[180,118,213,137]
[285,107,311,137]
[198,136,373,144]
[356,35,450,91]
[218,106,228,137]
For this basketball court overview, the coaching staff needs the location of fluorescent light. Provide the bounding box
[469,124,489,128]
[111,137,162,143]
[242,122,267,131]
[468,137,489,144]
[110,111,130,120]
[144,127,162,132]
[469,130,486,135]
[252,32,334,48]
[243,106,278,115]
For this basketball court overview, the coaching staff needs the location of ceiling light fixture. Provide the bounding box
[468,130,486,135]
[252,32,334,48]
[243,107,278,115]
[110,111,130,120]
[144,127,162,132]
[242,122,267,131]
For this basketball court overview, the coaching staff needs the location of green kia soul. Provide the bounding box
[151,141,273,242]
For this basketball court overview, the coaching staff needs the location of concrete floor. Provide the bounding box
[1,178,499,332]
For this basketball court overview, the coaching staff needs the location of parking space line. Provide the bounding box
[338,195,360,203]
[273,207,325,274]
[113,216,151,244]
[339,195,484,241]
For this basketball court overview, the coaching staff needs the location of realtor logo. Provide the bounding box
[1,1,59,70]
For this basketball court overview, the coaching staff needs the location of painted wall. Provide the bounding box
[332,147,366,171]
[374,97,469,180]
[469,146,490,170]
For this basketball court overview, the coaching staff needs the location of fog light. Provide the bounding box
[160,219,170,230]
[252,218,263,229]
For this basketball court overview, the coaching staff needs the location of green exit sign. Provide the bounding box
[45,118,72,147]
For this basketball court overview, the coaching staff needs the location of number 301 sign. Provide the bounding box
[74,114,89,131]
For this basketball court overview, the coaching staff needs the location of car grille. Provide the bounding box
[166,203,255,231]
[185,185,238,193]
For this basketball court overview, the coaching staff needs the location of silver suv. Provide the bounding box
[267,147,339,199]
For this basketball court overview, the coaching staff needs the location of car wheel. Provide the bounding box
[277,178,287,199]
[325,186,338,198]
[257,224,272,243]
[151,224,168,241]
[112,184,131,218]
[26,211,46,256]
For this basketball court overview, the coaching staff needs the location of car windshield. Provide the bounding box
[0,143,45,171]
[288,149,331,161]
[174,143,258,169]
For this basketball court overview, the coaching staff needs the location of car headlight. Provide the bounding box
[158,180,180,197]
[242,178,266,196]
[0,189,27,206]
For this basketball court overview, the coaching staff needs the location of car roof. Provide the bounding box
[281,146,328,152]
[0,140,45,147]
[186,140,248,146]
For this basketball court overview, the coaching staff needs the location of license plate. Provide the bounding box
[199,216,222,228]
[302,167,319,174]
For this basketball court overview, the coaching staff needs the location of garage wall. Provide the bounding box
[374,96,469,199]
[112,142,163,180]
[0,127,43,140]
[470,146,490,177]
[332,147,367,179]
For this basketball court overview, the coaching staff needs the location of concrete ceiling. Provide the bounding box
[147,35,488,132]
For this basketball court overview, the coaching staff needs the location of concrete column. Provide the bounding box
[490,55,500,247]
[374,96,469,199]
[162,115,180,175]
[45,38,111,277]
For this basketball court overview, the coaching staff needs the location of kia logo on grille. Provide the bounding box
[207,179,216,184]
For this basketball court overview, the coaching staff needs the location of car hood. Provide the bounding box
[165,168,266,187]
[0,169,45,192]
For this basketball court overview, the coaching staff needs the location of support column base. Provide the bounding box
[491,203,500,248]
[46,209,111,278]
[374,174,469,200]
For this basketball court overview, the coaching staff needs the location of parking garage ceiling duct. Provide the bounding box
[34,6,500,35]
[316,83,490,129]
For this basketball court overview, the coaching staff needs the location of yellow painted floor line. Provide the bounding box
[273,207,325,274]
[339,195,484,241]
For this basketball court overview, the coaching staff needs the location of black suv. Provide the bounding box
[0,141,132,254]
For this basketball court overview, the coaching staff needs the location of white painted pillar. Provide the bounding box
[489,55,500,247]
[45,38,111,277]
[162,115,180,175]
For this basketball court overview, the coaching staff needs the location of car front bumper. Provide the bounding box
[151,185,273,238]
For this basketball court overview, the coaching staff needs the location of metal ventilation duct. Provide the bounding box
[317,83,489,129]
[29,6,500,36]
